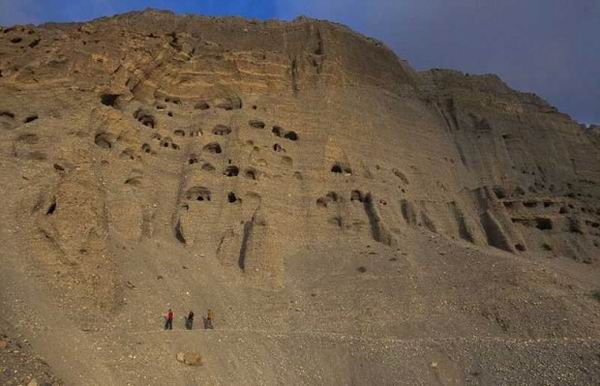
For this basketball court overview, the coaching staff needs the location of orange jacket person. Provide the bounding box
[165,309,174,330]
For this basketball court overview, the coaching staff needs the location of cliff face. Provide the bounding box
[1,9,599,385]
[418,69,600,259]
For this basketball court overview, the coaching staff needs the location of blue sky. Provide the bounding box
[1,0,598,124]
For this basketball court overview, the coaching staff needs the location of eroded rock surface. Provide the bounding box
[0,9,599,385]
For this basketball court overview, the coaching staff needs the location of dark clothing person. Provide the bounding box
[185,311,194,330]
[165,309,174,330]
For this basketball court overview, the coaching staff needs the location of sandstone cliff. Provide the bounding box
[1,9,599,385]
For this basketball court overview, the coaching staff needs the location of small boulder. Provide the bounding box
[176,351,202,366]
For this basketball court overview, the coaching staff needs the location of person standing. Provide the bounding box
[205,309,214,329]
[165,308,174,330]
[185,310,194,330]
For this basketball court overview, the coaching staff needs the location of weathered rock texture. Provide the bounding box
[1,9,599,386]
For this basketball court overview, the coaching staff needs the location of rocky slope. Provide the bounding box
[1,9,599,385]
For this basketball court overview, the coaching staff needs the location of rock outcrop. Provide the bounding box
[1,9,599,386]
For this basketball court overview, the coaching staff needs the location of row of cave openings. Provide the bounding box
[1,110,39,124]
[317,189,369,208]
[494,185,600,235]
[133,132,223,155]
[192,96,244,111]
[503,198,575,215]
[187,158,258,180]
[2,27,41,49]
[138,140,251,165]
[270,125,298,141]
[145,120,298,141]
[103,93,284,136]
[140,141,224,156]
[511,215,599,234]
[129,111,299,155]
[328,162,410,184]
[97,95,303,172]
[100,93,245,113]
[131,106,300,141]
[497,187,599,217]
[184,186,240,204]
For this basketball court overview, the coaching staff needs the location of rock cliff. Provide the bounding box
[1,9,599,385]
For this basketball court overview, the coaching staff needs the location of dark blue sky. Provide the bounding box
[1,0,598,124]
